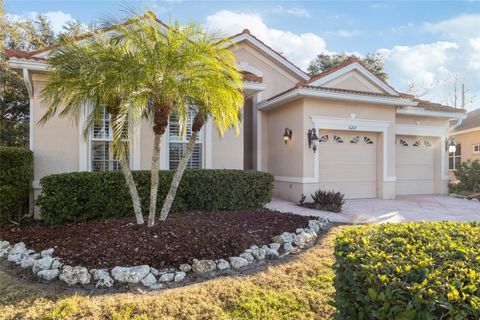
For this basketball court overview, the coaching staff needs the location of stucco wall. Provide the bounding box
[323,70,384,94]
[450,130,480,181]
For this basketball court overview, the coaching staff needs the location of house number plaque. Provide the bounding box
[348,125,358,130]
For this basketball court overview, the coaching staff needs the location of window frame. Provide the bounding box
[448,143,461,170]
[88,108,132,172]
[167,108,205,170]
[473,144,480,154]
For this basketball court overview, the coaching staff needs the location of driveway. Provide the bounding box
[266,195,480,224]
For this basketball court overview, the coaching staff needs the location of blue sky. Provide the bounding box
[5,1,480,109]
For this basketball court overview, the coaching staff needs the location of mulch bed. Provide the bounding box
[0,209,313,270]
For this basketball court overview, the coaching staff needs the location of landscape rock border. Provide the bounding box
[0,218,331,290]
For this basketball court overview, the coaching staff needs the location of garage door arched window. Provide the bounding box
[399,139,408,147]
[334,135,344,143]
[350,136,360,144]
[319,135,329,143]
[449,143,461,170]
[413,140,420,147]
[364,137,374,145]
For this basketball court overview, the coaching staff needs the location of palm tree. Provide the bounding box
[39,34,145,225]
[109,12,244,226]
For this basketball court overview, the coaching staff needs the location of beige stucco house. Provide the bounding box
[6,27,467,216]
[449,108,480,179]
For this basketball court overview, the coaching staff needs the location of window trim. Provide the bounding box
[167,109,205,170]
[448,143,461,171]
[473,144,480,154]
[88,108,132,172]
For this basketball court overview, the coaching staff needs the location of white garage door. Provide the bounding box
[318,131,377,199]
[396,136,435,195]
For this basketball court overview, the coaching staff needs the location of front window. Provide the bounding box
[449,143,461,170]
[168,108,203,169]
[473,144,480,153]
[90,108,128,171]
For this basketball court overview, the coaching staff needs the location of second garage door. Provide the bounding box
[318,130,377,199]
[396,136,435,195]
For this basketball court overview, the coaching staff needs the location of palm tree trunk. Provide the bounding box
[148,133,161,227]
[159,130,199,221]
[119,158,144,225]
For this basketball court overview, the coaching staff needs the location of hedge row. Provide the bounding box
[334,222,480,319]
[0,147,33,223]
[37,169,274,224]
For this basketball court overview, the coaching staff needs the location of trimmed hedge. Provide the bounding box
[334,223,480,319]
[0,147,33,223]
[37,169,274,224]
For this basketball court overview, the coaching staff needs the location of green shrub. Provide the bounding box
[37,169,273,224]
[334,222,480,319]
[450,160,480,195]
[311,190,345,213]
[0,147,33,223]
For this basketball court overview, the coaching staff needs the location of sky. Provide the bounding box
[5,0,480,110]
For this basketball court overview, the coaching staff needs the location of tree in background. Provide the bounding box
[307,52,388,81]
[0,2,90,147]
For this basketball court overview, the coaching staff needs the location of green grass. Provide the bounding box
[0,227,342,320]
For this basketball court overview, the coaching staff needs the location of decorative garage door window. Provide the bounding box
[399,139,408,147]
[424,140,432,147]
[413,140,420,147]
[398,138,433,148]
[364,137,374,144]
[322,134,374,144]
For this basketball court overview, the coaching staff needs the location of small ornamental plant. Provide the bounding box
[310,190,345,213]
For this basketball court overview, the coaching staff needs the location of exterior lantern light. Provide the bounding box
[283,128,292,144]
[446,137,456,153]
[308,128,319,153]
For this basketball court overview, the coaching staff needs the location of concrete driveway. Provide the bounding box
[266,195,480,224]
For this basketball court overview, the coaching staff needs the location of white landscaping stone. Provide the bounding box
[37,269,59,281]
[141,273,157,287]
[111,265,150,284]
[216,259,230,270]
[20,255,37,269]
[250,247,266,260]
[0,246,11,258]
[240,252,254,264]
[32,256,53,273]
[174,271,186,282]
[0,240,10,249]
[229,257,249,269]
[90,269,114,288]
[8,242,27,264]
[51,258,63,270]
[10,242,26,255]
[41,248,54,257]
[192,259,216,274]
[59,266,91,285]
[269,243,281,251]
[159,272,175,282]
[150,267,159,276]
[179,264,191,273]
[293,231,316,248]
[284,242,294,253]
[272,232,294,244]
[262,245,280,258]
[148,283,163,290]
[309,220,320,233]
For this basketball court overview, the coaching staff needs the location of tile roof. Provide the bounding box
[452,108,480,131]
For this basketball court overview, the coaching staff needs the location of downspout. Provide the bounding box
[22,68,34,151]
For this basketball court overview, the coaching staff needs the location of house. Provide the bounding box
[6,26,467,217]
[449,108,480,179]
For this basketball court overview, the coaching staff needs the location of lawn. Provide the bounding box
[0,227,341,320]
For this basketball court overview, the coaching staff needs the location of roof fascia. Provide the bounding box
[397,107,467,119]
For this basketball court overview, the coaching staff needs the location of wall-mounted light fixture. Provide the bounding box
[446,137,456,153]
[283,128,292,144]
[307,128,319,153]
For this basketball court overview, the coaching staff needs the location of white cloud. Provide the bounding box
[205,10,327,69]
[273,6,310,18]
[325,29,361,38]
[7,11,83,34]
[423,14,480,39]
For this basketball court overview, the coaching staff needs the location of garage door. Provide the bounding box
[318,131,377,199]
[396,136,435,195]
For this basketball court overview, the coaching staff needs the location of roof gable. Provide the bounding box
[228,29,310,81]
[452,108,480,132]
[307,58,398,96]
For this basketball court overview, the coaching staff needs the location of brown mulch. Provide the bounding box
[0,209,313,270]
